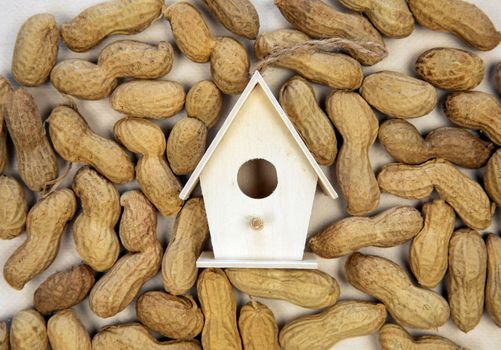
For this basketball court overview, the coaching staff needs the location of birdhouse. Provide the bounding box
[180,71,337,269]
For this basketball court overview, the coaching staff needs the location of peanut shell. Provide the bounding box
[0,322,8,350]
[210,37,250,95]
[255,29,363,90]
[379,119,493,168]
[239,301,279,350]
[346,252,450,329]
[496,63,501,94]
[444,91,501,145]
[92,323,202,350]
[378,159,493,230]
[486,234,501,327]
[111,80,185,119]
[202,0,259,39]
[48,309,91,350]
[225,268,339,309]
[448,228,487,332]
[415,47,485,91]
[89,191,163,318]
[0,77,10,174]
[167,118,208,175]
[279,76,337,166]
[136,291,204,340]
[12,13,59,86]
[409,200,456,288]
[49,106,134,184]
[326,91,380,215]
[61,0,163,52]
[197,269,242,350]
[10,309,48,350]
[34,265,95,315]
[484,149,501,207]
[0,176,27,240]
[408,0,500,51]
[162,198,209,295]
[114,117,183,216]
[338,0,414,38]
[51,41,173,100]
[164,2,215,63]
[309,206,423,259]
[279,301,386,350]
[379,323,466,350]
[360,71,437,119]
[186,81,223,128]
[274,0,386,65]
[3,189,76,290]
[6,88,58,191]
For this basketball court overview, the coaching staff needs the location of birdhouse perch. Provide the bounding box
[180,71,337,269]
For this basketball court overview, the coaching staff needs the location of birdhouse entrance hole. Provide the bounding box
[237,158,278,199]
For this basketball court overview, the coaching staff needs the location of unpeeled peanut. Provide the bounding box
[164,2,215,63]
[202,0,259,39]
[48,309,91,350]
[114,117,183,216]
[326,91,379,215]
[274,0,385,65]
[408,0,500,51]
[379,324,466,350]
[239,301,279,350]
[0,322,7,350]
[197,269,242,350]
[338,0,414,38]
[89,191,163,318]
[162,198,209,295]
[166,118,207,175]
[210,37,250,95]
[254,29,363,90]
[73,167,120,271]
[379,119,493,168]
[6,88,58,191]
[10,309,48,350]
[409,200,455,288]
[4,189,76,290]
[346,252,450,329]
[136,291,204,340]
[34,264,95,315]
[279,76,337,166]
[415,48,485,91]
[49,106,134,184]
[61,0,163,52]
[225,268,339,309]
[378,159,493,230]
[484,149,501,207]
[51,40,173,100]
[111,80,185,119]
[0,176,27,240]
[186,80,223,128]
[444,91,501,145]
[92,323,202,350]
[309,206,423,258]
[360,71,437,118]
[12,13,58,86]
[0,77,10,174]
[448,228,487,332]
[279,301,386,350]
[486,234,501,327]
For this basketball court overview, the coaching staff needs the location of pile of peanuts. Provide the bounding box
[0,0,500,349]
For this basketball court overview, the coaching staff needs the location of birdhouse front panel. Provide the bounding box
[199,84,318,261]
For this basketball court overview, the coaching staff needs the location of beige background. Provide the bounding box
[0,0,500,348]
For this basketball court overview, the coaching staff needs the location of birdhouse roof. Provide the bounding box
[180,71,337,201]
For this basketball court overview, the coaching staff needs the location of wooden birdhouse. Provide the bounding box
[180,71,337,269]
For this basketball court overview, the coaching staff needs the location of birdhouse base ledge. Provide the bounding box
[196,252,319,269]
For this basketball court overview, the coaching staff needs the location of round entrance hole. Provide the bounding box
[237,158,278,199]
